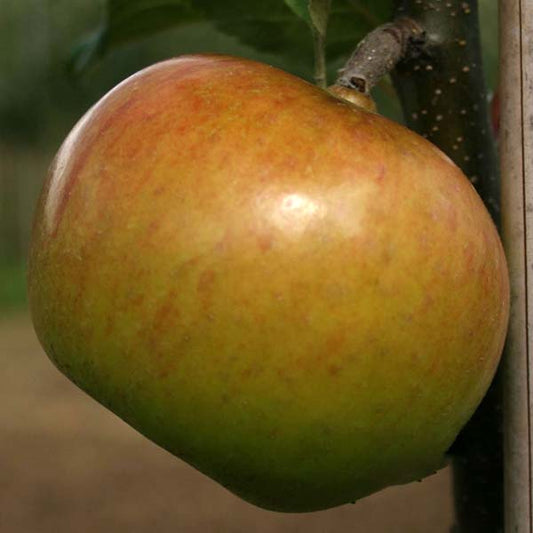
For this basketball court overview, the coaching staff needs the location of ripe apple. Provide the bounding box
[28,54,509,512]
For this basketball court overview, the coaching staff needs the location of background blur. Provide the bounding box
[1,1,497,531]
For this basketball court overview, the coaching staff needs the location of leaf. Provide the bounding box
[202,0,393,81]
[69,29,106,74]
[70,0,203,72]
[309,0,331,38]
[70,0,402,117]
[74,0,394,80]
[283,0,332,37]
[284,0,312,25]
[105,0,201,45]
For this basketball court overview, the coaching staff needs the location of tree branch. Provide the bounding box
[391,2,502,532]
[333,2,502,530]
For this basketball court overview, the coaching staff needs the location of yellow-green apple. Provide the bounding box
[28,54,509,512]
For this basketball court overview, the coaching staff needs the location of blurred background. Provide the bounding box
[1,0,497,531]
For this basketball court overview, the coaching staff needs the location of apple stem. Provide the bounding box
[334,17,425,95]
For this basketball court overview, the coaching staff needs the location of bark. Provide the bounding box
[391,2,502,531]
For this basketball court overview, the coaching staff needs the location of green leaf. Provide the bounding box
[284,0,312,25]
[75,0,393,78]
[105,0,201,45]
[283,0,331,37]
[71,0,398,112]
[70,0,203,72]
[199,0,393,82]
[309,0,331,37]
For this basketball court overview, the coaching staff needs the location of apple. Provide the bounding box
[28,54,509,512]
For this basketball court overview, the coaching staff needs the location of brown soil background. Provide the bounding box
[1,313,454,532]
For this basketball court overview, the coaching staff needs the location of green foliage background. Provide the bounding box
[0,0,497,311]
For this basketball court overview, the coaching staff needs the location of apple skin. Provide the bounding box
[28,54,509,512]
